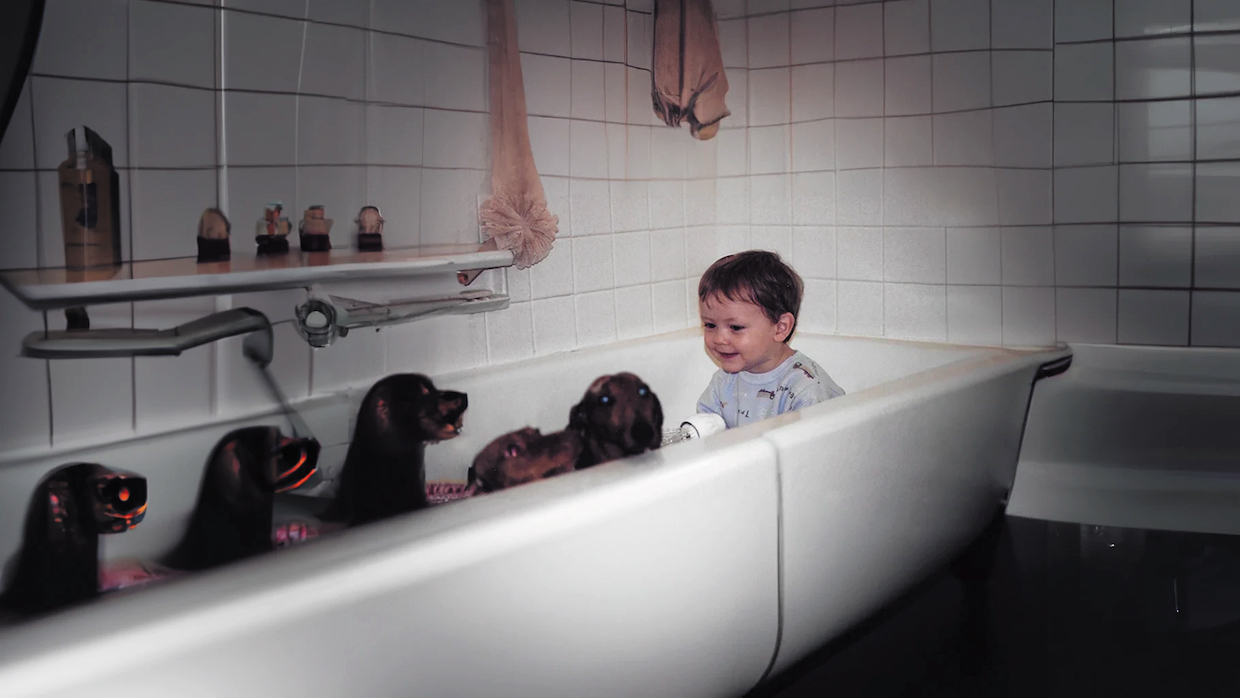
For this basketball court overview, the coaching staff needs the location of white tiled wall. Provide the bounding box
[1,0,1239,455]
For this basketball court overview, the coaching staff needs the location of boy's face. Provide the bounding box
[699,293,795,374]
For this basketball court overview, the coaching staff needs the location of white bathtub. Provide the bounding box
[0,329,1067,697]
[1008,343,1240,536]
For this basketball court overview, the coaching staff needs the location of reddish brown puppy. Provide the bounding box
[569,372,663,470]
[470,427,582,493]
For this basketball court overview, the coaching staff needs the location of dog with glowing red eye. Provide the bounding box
[469,427,583,493]
[327,373,468,527]
[569,372,664,470]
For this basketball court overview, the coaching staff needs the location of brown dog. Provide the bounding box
[569,372,663,470]
[469,427,583,493]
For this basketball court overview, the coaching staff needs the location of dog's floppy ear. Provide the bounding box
[569,397,590,431]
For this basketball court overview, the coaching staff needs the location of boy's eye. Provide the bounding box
[730,325,744,332]
[703,322,716,329]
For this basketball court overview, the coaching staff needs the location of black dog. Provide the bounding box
[163,426,319,572]
[327,374,468,527]
[570,372,663,470]
[1,463,147,616]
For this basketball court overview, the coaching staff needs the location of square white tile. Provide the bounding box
[650,126,689,178]
[1118,100,1193,162]
[991,0,1053,49]
[569,178,611,236]
[947,285,1002,345]
[1001,286,1055,347]
[1001,226,1054,285]
[0,172,38,270]
[1197,162,1240,222]
[715,0,747,18]
[791,119,835,172]
[626,125,652,179]
[884,227,945,284]
[603,5,626,62]
[884,0,930,56]
[570,120,609,179]
[530,238,575,299]
[716,176,750,224]
[1116,38,1192,101]
[423,109,489,170]
[576,290,618,347]
[792,226,837,279]
[526,116,570,177]
[885,116,933,167]
[946,227,1001,284]
[226,92,298,167]
[717,224,752,257]
[750,68,792,127]
[684,179,717,226]
[1195,0,1240,32]
[837,226,883,280]
[418,168,486,245]
[992,51,1053,107]
[1197,97,1240,161]
[32,77,128,170]
[301,23,366,100]
[1054,43,1114,101]
[998,169,1053,226]
[1116,0,1191,38]
[0,292,49,451]
[573,234,615,292]
[717,128,748,177]
[749,13,791,69]
[884,283,947,342]
[571,60,606,121]
[610,181,649,233]
[1054,166,1118,224]
[931,0,989,52]
[365,166,421,249]
[937,168,1001,227]
[720,18,749,68]
[750,174,792,225]
[835,60,884,117]
[367,33,425,106]
[1195,34,1240,96]
[650,228,687,282]
[133,297,214,432]
[882,168,937,226]
[1056,288,1117,343]
[1054,0,1112,42]
[485,303,535,366]
[835,119,883,170]
[423,44,487,112]
[516,0,572,56]
[792,64,834,121]
[652,279,689,333]
[1054,103,1115,167]
[130,0,215,89]
[1191,291,1240,347]
[791,8,834,64]
[224,10,304,93]
[627,10,654,71]
[685,227,718,277]
[884,56,933,116]
[570,1,605,60]
[532,296,579,355]
[130,168,218,261]
[128,84,216,169]
[836,169,883,226]
[1117,289,1189,345]
[792,171,836,225]
[835,3,884,60]
[993,104,1053,168]
[1054,224,1118,286]
[616,285,655,340]
[1194,227,1240,289]
[297,96,364,165]
[310,0,368,27]
[1119,225,1192,287]
[934,110,993,166]
[34,0,128,80]
[725,69,748,127]
[751,226,794,261]
[837,280,883,337]
[933,53,990,112]
[1119,163,1193,223]
[799,278,838,334]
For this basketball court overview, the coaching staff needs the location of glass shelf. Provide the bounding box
[0,244,514,310]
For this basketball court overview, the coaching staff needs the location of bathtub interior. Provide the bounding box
[0,329,988,597]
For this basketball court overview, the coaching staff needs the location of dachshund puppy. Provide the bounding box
[470,427,583,493]
[569,372,663,470]
[163,426,319,572]
[327,374,468,527]
[1,463,147,616]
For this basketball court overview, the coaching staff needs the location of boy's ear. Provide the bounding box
[774,312,795,342]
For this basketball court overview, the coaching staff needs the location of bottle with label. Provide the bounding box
[57,126,122,270]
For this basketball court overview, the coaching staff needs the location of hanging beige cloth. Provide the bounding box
[652,0,730,140]
[476,0,559,271]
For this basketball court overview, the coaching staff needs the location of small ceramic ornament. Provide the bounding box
[255,201,292,256]
[196,208,231,263]
[355,205,384,252]
[298,205,333,252]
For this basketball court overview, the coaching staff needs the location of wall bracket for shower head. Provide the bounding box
[21,307,273,360]
[293,288,509,348]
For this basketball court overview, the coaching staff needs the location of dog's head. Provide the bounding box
[569,372,663,466]
[204,427,320,508]
[470,427,583,493]
[358,373,469,447]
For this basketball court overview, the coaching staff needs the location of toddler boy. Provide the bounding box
[696,250,844,428]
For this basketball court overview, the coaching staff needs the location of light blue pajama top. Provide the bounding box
[696,351,846,429]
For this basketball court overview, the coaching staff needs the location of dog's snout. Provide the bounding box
[630,421,654,449]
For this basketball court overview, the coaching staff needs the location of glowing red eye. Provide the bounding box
[118,487,130,502]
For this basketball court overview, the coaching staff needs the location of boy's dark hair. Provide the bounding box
[698,250,804,342]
